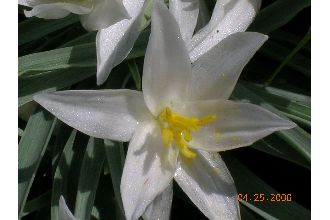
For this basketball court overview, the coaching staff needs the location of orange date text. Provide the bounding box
[237,193,292,203]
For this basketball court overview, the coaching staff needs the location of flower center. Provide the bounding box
[158,107,216,159]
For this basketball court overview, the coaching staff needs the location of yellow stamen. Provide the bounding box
[161,128,173,147]
[158,107,217,159]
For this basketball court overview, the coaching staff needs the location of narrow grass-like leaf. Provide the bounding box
[240,200,278,220]
[104,140,125,214]
[265,28,311,86]
[232,83,311,161]
[51,130,76,220]
[52,123,73,175]
[19,28,150,77]
[271,30,311,53]
[74,138,105,220]
[19,15,79,46]
[61,32,97,48]
[18,107,56,218]
[51,130,89,220]
[249,0,310,34]
[245,83,310,128]
[260,40,310,77]
[139,0,154,32]
[128,60,141,90]
[22,191,51,217]
[223,154,310,219]
[127,28,150,60]
[18,67,96,107]
[19,43,96,76]
[253,137,310,169]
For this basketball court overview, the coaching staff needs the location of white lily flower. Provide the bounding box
[34,1,295,219]
[19,0,147,85]
[170,0,262,62]
[59,196,77,220]
[18,0,132,31]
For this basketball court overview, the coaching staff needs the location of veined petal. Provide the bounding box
[169,0,199,44]
[175,151,240,220]
[188,0,261,62]
[96,0,145,85]
[190,32,268,101]
[121,122,178,220]
[143,182,173,220]
[59,196,77,220]
[80,0,130,31]
[24,3,92,19]
[181,100,296,151]
[142,0,192,116]
[34,89,151,142]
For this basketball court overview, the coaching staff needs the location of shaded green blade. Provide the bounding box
[18,107,56,218]
[74,138,105,220]
[19,15,79,46]
[249,0,310,34]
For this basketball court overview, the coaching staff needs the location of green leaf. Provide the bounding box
[265,28,311,86]
[245,83,310,128]
[232,83,311,161]
[18,67,96,107]
[271,30,310,53]
[74,138,106,220]
[51,130,89,220]
[128,60,141,90]
[139,0,154,32]
[51,129,76,220]
[260,40,310,77]
[18,107,56,218]
[240,200,278,220]
[104,140,125,215]
[223,154,310,219]
[19,43,96,77]
[61,32,97,48]
[252,137,310,169]
[249,0,311,34]
[19,15,79,46]
[22,191,51,217]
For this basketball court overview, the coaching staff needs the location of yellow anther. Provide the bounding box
[181,147,197,159]
[161,128,173,147]
[158,107,217,159]
[182,130,192,142]
[197,115,217,126]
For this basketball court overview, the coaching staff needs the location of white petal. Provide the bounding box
[169,0,199,44]
[142,0,192,116]
[59,196,77,220]
[188,0,261,62]
[190,32,268,101]
[182,100,296,151]
[96,0,145,85]
[121,122,178,220]
[18,0,30,7]
[24,3,91,19]
[143,182,173,220]
[80,0,130,31]
[34,89,151,142]
[175,151,240,220]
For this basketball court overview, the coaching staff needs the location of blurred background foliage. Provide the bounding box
[18,0,311,219]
